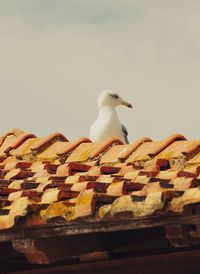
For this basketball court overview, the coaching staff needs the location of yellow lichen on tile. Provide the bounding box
[109,192,164,218]
[72,189,94,219]
[40,201,74,221]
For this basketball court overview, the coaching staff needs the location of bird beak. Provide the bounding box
[120,100,133,108]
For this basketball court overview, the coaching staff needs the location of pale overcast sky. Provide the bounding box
[0,0,200,141]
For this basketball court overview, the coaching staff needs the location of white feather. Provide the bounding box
[90,90,132,143]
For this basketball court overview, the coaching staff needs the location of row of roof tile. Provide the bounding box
[0,129,200,230]
[2,129,200,166]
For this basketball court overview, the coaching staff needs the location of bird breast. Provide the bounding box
[90,109,124,142]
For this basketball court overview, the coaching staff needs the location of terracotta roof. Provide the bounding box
[1,129,200,230]
[125,134,186,164]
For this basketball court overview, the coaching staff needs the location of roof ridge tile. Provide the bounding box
[119,137,152,160]
[90,137,123,159]
[5,133,36,154]
[31,132,68,155]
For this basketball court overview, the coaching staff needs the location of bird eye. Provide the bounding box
[111,94,119,99]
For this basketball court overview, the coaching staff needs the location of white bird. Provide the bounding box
[90,90,133,144]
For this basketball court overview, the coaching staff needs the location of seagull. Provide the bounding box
[90,90,133,144]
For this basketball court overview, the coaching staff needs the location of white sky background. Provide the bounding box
[0,0,200,141]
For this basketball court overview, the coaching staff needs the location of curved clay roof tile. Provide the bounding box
[57,137,91,156]
[147,133,187,157]
[118,137,152,160]
[90,137,123,159]
[31,132,68,154]
[4,133,36,154]
[0,128,24,147]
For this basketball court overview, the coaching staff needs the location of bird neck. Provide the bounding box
[98,105,117,116]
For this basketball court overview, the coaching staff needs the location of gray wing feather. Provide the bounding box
[121,124,129,144]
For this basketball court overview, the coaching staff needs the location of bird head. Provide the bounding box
[98,90,133,109]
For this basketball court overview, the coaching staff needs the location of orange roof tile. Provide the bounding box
[119,137,153,160]
[125,141,164,163]
[10,138,42,159]
[90,138,123,158]
[100,145,128,164]
[37,141,69,161]
[126,134,186,164]
[0,135,20,157]
[0,128,200,230]
[187,152,200,165]
[65,143,100,162]
[0,128,24,146]
[57,137,91,155]
[156,140,200,160]
[5,133,36,154]
[31,132,68,154]
[100,137,153,165]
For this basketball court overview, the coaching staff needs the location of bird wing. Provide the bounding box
[121,124,129,144]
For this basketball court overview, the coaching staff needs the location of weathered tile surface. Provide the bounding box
[0,128,200,230]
